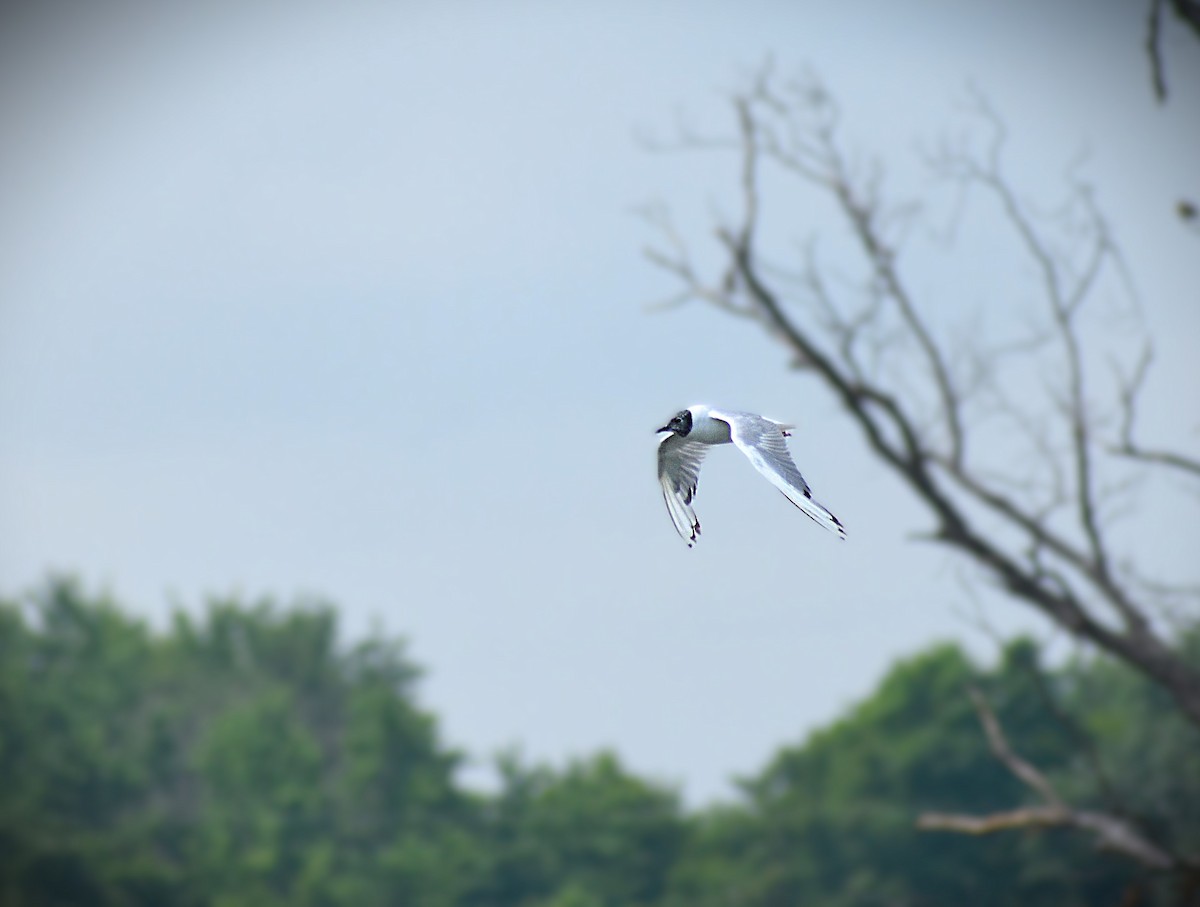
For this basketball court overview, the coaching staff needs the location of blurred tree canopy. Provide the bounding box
[1,579,1197,906]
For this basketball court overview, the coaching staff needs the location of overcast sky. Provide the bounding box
[2,0,1197,804]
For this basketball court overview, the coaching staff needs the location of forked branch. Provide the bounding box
[644,68,1200,728]
[917,688,1179,872]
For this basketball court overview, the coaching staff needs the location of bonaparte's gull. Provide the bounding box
[656,405,846,547]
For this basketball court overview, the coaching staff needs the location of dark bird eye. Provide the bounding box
[670,411,692,436]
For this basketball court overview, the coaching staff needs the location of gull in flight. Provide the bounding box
[656,404,847,547]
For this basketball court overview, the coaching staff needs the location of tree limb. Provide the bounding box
[916,688,1179,871]
[1148,0,1169,102]
[917,808,1176,871]
[967,687,1062,806]
[1145,0,1200,102]
[646,68,1200,729]
[1109,343,1200,479]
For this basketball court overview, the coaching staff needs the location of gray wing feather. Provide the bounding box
[657,433,707,546]
[712,410,847,540]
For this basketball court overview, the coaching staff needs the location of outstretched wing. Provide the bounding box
[657,432,708,547]
[713,410,847,540]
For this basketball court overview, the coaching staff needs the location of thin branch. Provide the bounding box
[1148,0,1169,102]
[1109,343,1200,478]
[733,97,760,253]
[968,686,1062,806]
[1019,655,1128,813]
[917,808,1176,870]
[832,170,967,469]
[720,173,1200,727]
[646,66,1200,732]
[1150,0,1200,102]
[639,205,755,319]
[1111,445,1200,479]
[961,128,1155,640]
[917,688,1178,871]
[929,453,1157,637]
[733,77,966,465]
[748,83,967,468]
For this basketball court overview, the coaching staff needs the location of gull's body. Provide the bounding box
[656,404,846,547]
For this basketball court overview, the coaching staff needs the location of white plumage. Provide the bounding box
[656,404,846,547]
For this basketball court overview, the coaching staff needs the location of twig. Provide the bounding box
[1109,342,1200,479]
[1148,0,1169,102]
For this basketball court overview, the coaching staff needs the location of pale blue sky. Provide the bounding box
[2,0,1197,802]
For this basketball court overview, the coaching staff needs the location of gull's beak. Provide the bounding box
[655,424,672,434]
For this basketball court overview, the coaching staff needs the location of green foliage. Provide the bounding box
[475,751,684,907]
[0,578,467,907]
[0,578,1196,907]
[662,639,1186,907]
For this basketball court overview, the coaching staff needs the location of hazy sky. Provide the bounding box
[2,0,1197,803]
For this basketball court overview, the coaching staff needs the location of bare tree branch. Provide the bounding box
[1111,444,1200,479]
[646,61,1200,899]
[1109,343,1200,479]
[1147,0,1200,102]
[1148,0,1170,102]
[968,686,1062,806]
[742,75,967,466]
[918,808,1176,871]
[645,67,1200,732]
[917,688,1179,872]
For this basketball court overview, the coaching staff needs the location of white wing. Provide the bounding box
[657,432,708,546]
[713,410,847,540]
